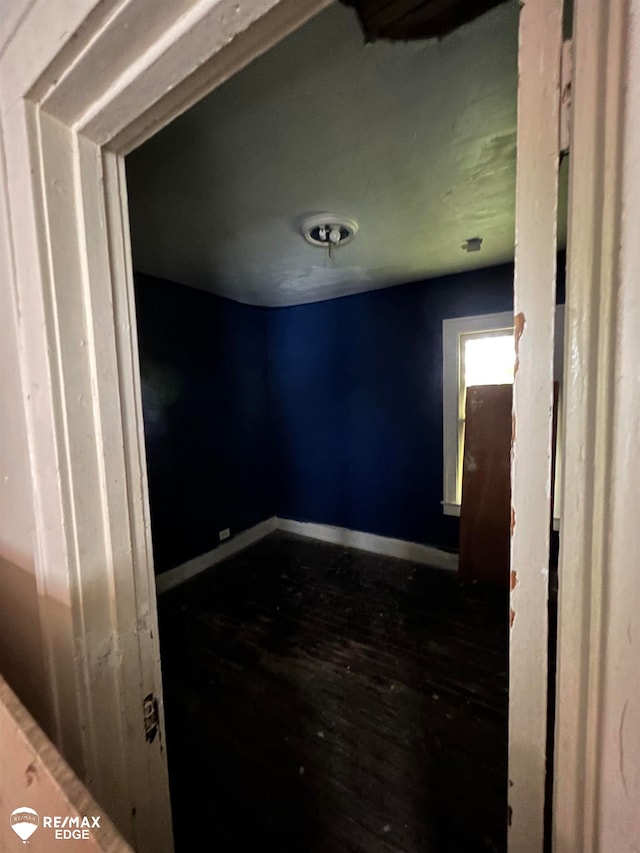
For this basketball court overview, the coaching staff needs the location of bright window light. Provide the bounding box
[464,333,515,387]
[454,330,515,504]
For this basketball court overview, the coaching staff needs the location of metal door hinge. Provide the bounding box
[143,693,159,743]
[560,39,572,153]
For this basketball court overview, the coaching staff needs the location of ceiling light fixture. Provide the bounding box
[301,214,358,254]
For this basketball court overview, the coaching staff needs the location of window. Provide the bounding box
[457,328,515,506]
[463,333,515,388]
[442,308,564,525]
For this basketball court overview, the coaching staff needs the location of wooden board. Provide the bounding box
[509,0,563,845]
[459,384,513,586]
[0,675,131,852]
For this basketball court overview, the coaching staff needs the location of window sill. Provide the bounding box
[442,502,461,517]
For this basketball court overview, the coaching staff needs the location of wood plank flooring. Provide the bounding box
[158,531,508,852]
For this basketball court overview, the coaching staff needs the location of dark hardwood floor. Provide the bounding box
[158,531,508,852]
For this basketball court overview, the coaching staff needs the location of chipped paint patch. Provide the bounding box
[510,570,518,591]
[510,607,516,629]
[619,699,629,797]
[513,311,526,376]
[25,761,37,786]
[511,506,516,534]
[508,805,513,827]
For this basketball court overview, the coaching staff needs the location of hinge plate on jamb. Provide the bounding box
[560,39,572,153]
[143,693,159,743]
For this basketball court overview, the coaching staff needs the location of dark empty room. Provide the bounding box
[124,2,566,850]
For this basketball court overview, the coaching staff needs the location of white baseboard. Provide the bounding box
[155,516,278,594]
[275,518,458,572]
[156,515,458,593]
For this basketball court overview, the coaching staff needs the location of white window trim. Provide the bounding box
[442,306,564,528]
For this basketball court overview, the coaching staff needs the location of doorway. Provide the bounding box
[1,0,588,849]
[123,3,559,849]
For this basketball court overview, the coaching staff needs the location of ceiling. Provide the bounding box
[342,0,510,41]
[126,1,567,308]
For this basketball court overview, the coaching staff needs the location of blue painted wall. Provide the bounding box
[268,264,515,553]
[135,274,273,573]
[136,260,564,573]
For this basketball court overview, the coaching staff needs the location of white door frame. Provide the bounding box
[508,0,563,847]
[1,1,638,851]
[0,1,331,849]
[554,2,640,850]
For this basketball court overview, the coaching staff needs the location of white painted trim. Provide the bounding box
[157,517,458,594]
[509,0,563,847]
[0,1,330,850]
[156,517,278,594]
[553,1,640,849]
[276,518,458,572]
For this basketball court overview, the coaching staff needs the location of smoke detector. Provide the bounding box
[462,236,483,253]
[301,214,358,248]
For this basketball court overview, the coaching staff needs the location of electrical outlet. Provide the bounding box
[219,528,230,542]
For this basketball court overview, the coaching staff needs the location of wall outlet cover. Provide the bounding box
[219,528,230,541]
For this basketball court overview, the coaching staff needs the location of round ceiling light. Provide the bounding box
[301,214,358,248]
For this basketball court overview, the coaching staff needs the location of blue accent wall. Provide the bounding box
[268,264,515,552]
[136,260,564,573]
[135,274,273,573]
